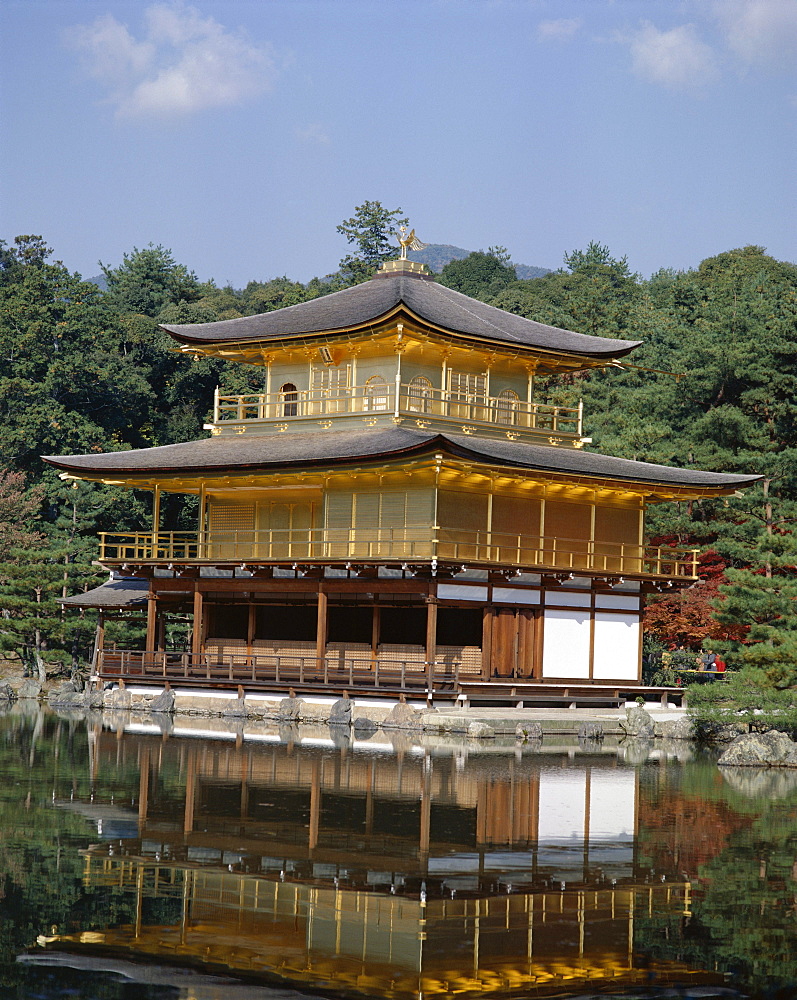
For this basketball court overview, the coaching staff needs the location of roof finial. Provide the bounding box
[398,224,428,261]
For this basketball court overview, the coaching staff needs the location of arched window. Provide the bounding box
[407,375,432,413]
[364,375,389,412]
[279,382,298,417]
[495,388,519,425]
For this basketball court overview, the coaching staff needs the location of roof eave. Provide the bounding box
[162,302,641,365]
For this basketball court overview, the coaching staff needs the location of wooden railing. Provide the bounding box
[97,649,457,691]
[212,383,583,436]
[97,527,699,579]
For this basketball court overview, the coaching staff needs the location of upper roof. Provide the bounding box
[162,265,641,361]
[44,426,760,494]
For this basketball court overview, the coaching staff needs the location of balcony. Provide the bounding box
[209,384,584,441]
[97,527,699,579]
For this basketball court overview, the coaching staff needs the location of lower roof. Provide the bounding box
[61,578,148,609]
[44,426,760,494]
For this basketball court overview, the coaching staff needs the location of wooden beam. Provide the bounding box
[425,596,437,692]
[316,588,328,671]
[481,607,493,680]
[191,587,203,659]
[146,594,157,653]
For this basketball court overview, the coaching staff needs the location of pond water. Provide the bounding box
[1,706,796,999]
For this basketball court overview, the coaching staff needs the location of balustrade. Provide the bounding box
[98,527,698,578]
[212,384,583,436]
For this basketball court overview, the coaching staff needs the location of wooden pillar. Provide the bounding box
[247,603,256,667]
[146,593,157,654]
[192,587,203,662]
[151,485,161,557]
[316,588,328,672]
[92,612,105,672]
[198,484,207,558]
[371,604,380,666]
[481,607,494,679]
[425,595,438,694]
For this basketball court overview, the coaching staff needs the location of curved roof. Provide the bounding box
[44,427,760,493]
[61,577,148,609]
[161,269,641,360]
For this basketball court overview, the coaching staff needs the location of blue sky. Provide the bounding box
[1,0,795,286]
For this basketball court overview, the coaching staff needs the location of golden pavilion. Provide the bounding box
[47,254,757,705]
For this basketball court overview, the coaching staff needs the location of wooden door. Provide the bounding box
[485,607,539,678]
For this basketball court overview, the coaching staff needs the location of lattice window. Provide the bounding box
[495,388,519,425]
[448,370,487,400]
[311,364,350,393]
[207,503,256,559]
[364,374,389,411]
[408,375,432,412]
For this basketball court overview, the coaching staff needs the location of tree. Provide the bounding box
[563,240,632,279]
[101,244,201,317]
[0,237,154,479]
[336,201,408,284]
[438,249,516,300]
[0,471,42,559]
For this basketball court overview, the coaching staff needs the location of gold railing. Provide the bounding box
[98,527,699,578]
[213,384,583,436]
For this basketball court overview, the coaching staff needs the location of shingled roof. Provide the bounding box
[44,426,760,493]
[161,268,641,360]
[60,577,148,609]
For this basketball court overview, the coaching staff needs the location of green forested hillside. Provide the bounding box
[1,233,796,692]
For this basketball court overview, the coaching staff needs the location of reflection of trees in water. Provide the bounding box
[693,809,797,992]
[0,711,179,995]
[636,800,797,993]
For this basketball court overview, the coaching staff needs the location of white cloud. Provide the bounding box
[713,0,797,69]
[537,18,582,41]
[68,3,276,118]
[295,123,330,145]
[626,21,719,91]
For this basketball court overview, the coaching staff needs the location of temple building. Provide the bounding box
[48,253,757,704]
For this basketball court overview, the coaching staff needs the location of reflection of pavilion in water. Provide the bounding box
[48,730,716,999]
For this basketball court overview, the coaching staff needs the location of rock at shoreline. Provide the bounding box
[106,686,132,710]
[718,730,797,767]
[382,700,422,730]
[149,687,176,714]
[0,681,17,702]
[700,721,748,743]
[516,722,542,741]
[48,682,85,710]
[467,721,495,739]
[222,696,247,718]
[329,695,353,726]
[17,679,42,700]
[275,694,304,722]
[655,717,696,740]
[353,716,378,737]
[623,704,655,738]
[578,722,604,741]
